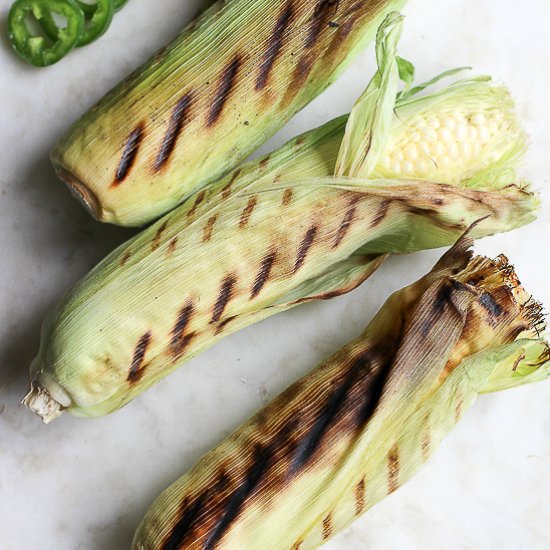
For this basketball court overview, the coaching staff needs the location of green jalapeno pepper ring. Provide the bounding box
[41,0,114,47]
[8,0,84,67]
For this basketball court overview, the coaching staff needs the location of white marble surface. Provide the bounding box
[1,0,549,548]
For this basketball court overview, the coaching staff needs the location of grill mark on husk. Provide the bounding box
[151,221,168,251]
[251,251,277,298]
[282,188,293,205]
[222,169,242,200]
[282,54,314,107]
[203,215,218,242]
[113,123,144,185]
[154,93,193,171]
[212,274,237,323]
[120,250,131,266]
[355,478,366,515]
[256,2,294,90]
[170,302,196,358]
[293,225,317,273]
[387,445,400,493]
[322,512,333,539]
[161,473,230,550]
[371,199,390,227]
[479,291,503,317]
[203,444,273,549]
[292,351,386,470]
[333,195,359,248]
[306,0,339,47]
[215,315,237,334]
[207,55,241,126]
[187,190,206,217]
[239,196,258,228]
[167,236,178,256]
[127,331,152,382]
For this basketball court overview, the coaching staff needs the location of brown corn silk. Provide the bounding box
[51,0,406,226]
[132,236,549,550]
[23,14,539,422]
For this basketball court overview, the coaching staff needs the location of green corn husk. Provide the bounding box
[131,236,549,550]
[51,0,407,227]
[23,14,539,422]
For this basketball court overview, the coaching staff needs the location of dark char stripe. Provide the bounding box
[203,215,218,242]
[167,236,178,256]
[215,315,237,334]
[293,225,317,273]
[292,350,388,472]
[371,199,390,228]
[479,291,503,317]
[120,250,131,266]
[113,123,144,185]
[291,353,367,471]
[355,478,366,515]
[387,445,400,493]
[282,54,314,107]
[162,473,230,550]
[127,331,152,383]
[306,0,339,48]
[282,188,293,205]
[251,251,277,298]
[332,195,359,248]
[187,190,206,217]
[256,1,294,90]
[208,55,241,126]
[222,169,242,200]
[322,512,333,539]
[211,274,237,323]
[170,302,195,358]
[154,93,193,171]
[151,221,168,251]
[239,196,258,228]
[203,445,272,550]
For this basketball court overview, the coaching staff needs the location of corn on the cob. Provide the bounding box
[23,14,539,422]
[131,235,549,550]
[51,0,407,227]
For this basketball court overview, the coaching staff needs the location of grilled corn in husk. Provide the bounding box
[51,0,407,226]
[23,15,539,422]
[132,235,549,550]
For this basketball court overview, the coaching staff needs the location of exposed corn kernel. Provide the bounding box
[439,128,453,142]
[405,144,419,161]
[447,142,459,160]
[443,117,456,131]
[472,113,487,126]
[403,160,415,174]
[456,124,468,141]
[422,126,438,142]
[478,126,491,144]
[433,142,445,157]
[460,141,472,159]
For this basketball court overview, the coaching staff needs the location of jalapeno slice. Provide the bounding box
[41,0,114,47]
[7,0,84,67]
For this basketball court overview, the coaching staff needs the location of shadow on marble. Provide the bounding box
[0,147,135,409]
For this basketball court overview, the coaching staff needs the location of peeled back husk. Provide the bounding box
[131,235,550,550]
[51,0,407,226]
[23,14,539,422]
